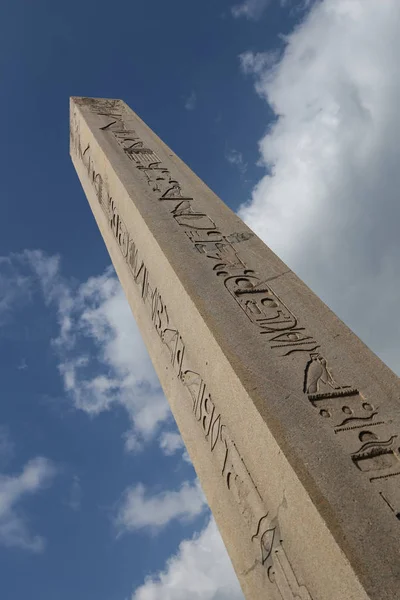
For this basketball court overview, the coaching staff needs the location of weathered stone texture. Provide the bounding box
[70,97,400,600]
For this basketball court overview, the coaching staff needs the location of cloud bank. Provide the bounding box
[23,251,171,451]
[238,0,400,375]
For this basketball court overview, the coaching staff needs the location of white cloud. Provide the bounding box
[238,0,400,375]
[0,457,56,552]
[132,516,243,600]
[159,431,192,463]
[184,92,197,111]
[24,251,170,451]
[116,480,206,534]
[159,431,185,456]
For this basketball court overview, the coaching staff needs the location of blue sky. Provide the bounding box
[1,1,400,599]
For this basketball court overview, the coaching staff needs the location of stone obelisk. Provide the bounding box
[70,97,400,600]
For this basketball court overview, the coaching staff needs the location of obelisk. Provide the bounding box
[70,97,400,600]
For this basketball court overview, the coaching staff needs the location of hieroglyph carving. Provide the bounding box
[70,115,312,599]
[261,522,313,600]
[304,353,400,519]
[91,106,320,358]
[91,102,400,524]
[72,101,400,524]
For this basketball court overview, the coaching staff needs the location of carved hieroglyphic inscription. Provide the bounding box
[261,521,313,600]
[88,106,320,358]
[72,101,400,525]
[70,117,313,598]
[304,353,400,519]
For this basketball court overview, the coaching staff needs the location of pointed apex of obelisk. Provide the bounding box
[70,96,123,111]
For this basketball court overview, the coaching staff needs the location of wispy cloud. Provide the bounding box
[225,148,248,175]
[67,476,81,511]
[159,431,185,456]
[240,50,279,75]
[232,0,311,20]
[0,256,33,327]
[0,457,56,552]
[132,516,243,600]
[184,91,197,111]
[238,0,400,375]
[231,0,270,20]
[115,480,206,535]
